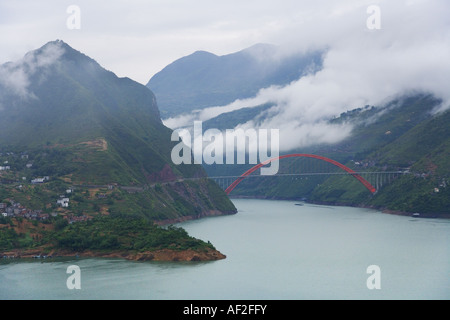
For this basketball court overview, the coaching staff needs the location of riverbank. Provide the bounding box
[1,214,230,262]
[307,200,450,219]
[1,247,226,262]
[229,196,450,219]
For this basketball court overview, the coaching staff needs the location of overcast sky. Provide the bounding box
[0,0,320,84]
[1,0,449,150]
[1,0,447,85]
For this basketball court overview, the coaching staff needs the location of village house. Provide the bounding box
[31,176,50,184]
[57,198,70,208]
[0,198,61,222]
[0,183,93,223]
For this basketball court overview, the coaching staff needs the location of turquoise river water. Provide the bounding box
[1,199,449,300]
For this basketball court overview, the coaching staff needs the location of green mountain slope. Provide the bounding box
[220,94,450,216]
[307,104,450,216]
[202,103,274,132]
[0,40,236,223]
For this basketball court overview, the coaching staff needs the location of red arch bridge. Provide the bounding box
[207,154,408,195]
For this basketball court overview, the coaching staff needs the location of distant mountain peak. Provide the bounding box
[0,40,103,102]
[44,39,67,47]
[41,39,83,53]
[0,39,163,146]
[192,50,218,57]
[23,40,66,64]
[147,43,324,117]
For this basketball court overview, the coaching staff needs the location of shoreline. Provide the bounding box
[3,199,447,263]
[229,195,450,219]
[1,209,236,263]
[1,247,226,262]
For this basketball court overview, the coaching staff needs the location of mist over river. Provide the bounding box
[1,199,449,300]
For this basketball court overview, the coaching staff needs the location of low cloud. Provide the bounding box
[163,94,270,129]
[0,62,32,99]
[0,41,64,102]
[165,0,450,152]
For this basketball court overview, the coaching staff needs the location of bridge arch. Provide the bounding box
[224,154,376,195]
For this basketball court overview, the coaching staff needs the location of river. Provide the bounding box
[0,199,449,300]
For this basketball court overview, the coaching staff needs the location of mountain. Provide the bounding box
[146,40,449,216]
[0,40,236,223]
[202,103,274,132]
[147,44,323,118]
[222,94,450,216]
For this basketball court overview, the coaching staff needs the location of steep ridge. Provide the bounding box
[0,40,236,222]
